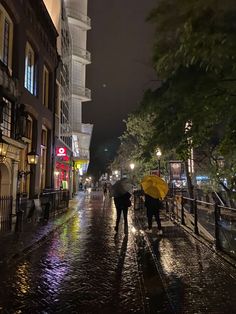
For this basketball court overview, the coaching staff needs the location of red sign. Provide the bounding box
[56,147,67,157]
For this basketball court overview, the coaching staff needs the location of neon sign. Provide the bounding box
[56,147,67,157]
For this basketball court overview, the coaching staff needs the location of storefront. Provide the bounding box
[54,146,72,190]
[72,159,89,193]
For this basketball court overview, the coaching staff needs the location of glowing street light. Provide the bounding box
[156,148,162,176]
[129,163,135,170]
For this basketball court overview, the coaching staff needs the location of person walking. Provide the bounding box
[144,193,163,234]
[114,191,132,234]
[103,181,108,197]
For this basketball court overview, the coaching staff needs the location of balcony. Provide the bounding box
[72,43,91,64]
[72,83,91,102]
[66,6,91,30]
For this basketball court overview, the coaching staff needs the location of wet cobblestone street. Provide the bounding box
[0,192,148,313]
[0,191,236,313]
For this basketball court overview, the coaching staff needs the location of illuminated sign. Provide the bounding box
[169,161,183,180]
[56,147,67,157]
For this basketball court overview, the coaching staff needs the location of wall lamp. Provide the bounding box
[18,151,39,179]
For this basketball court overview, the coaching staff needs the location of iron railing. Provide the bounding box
[40,189,70,220]
[0,195,13,232]
[14,190,70,231]
[165,192,236,260]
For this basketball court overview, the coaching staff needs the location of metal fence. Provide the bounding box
[14,190,70,232]
[40,189,70,220]
[0,196,13,232]
[165,192,236,260]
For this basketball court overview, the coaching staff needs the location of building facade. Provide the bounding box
[44,0,93,194]
[64,0,93,191]
[0,0,58,211]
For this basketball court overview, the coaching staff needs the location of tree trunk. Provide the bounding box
[184,160,194,199]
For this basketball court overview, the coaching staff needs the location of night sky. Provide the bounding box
[84,0,158,176]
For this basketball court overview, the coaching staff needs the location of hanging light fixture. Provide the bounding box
[0,130,9,162]
[27,151,39,165]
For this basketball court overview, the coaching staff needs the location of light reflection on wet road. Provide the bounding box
[0,193,147,313]
[1,191,236,313]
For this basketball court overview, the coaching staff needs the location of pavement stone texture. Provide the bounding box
[0,191,235,313]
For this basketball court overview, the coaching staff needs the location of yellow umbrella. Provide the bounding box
[141,175,168,199]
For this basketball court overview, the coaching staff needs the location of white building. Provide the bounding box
[44,0,93,192]
[64,0,93,180]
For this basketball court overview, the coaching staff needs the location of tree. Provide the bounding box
[142,0,236,197]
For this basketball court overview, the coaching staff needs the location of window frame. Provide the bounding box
[0,4,14,73]
[24,42,37,95]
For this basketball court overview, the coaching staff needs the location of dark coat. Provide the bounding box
[114,192,131,209]
[144,194,162,210]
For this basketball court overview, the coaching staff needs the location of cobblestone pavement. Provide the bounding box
[0,191,236,313]
[0,192,163,314]
[135,212,236,313]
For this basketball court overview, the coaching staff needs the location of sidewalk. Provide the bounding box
[133,208,236,313]
[0,195,85,265]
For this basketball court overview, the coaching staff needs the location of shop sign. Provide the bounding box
[169,161,183,180]
[56,147,67,157]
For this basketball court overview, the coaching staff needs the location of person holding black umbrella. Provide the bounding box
[112,178,132,234]
[114,191,132,234]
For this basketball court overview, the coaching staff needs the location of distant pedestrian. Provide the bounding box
[144,193,163,234]
[114,192,132,234]
[103,182,108,197]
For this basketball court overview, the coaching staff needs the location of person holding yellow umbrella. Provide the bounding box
[141,175,168,234]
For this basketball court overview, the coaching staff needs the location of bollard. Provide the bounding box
[43,202,50,221]
[15,209,23,232]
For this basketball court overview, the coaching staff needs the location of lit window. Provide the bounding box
[1,98,12,137]
[43,65,49,107]
[0,4,14,72]
[24,42,37,95]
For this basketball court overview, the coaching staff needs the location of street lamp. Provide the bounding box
[129,163,135,170]
[18,150,39,179]
[0,130,9,162]
[27,151,39,165]
[156,148,162,176]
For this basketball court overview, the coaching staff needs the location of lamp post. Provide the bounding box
[156,148,162,176]
[129,163,135,180]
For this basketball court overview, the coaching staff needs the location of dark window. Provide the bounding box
[3,19,10,65]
